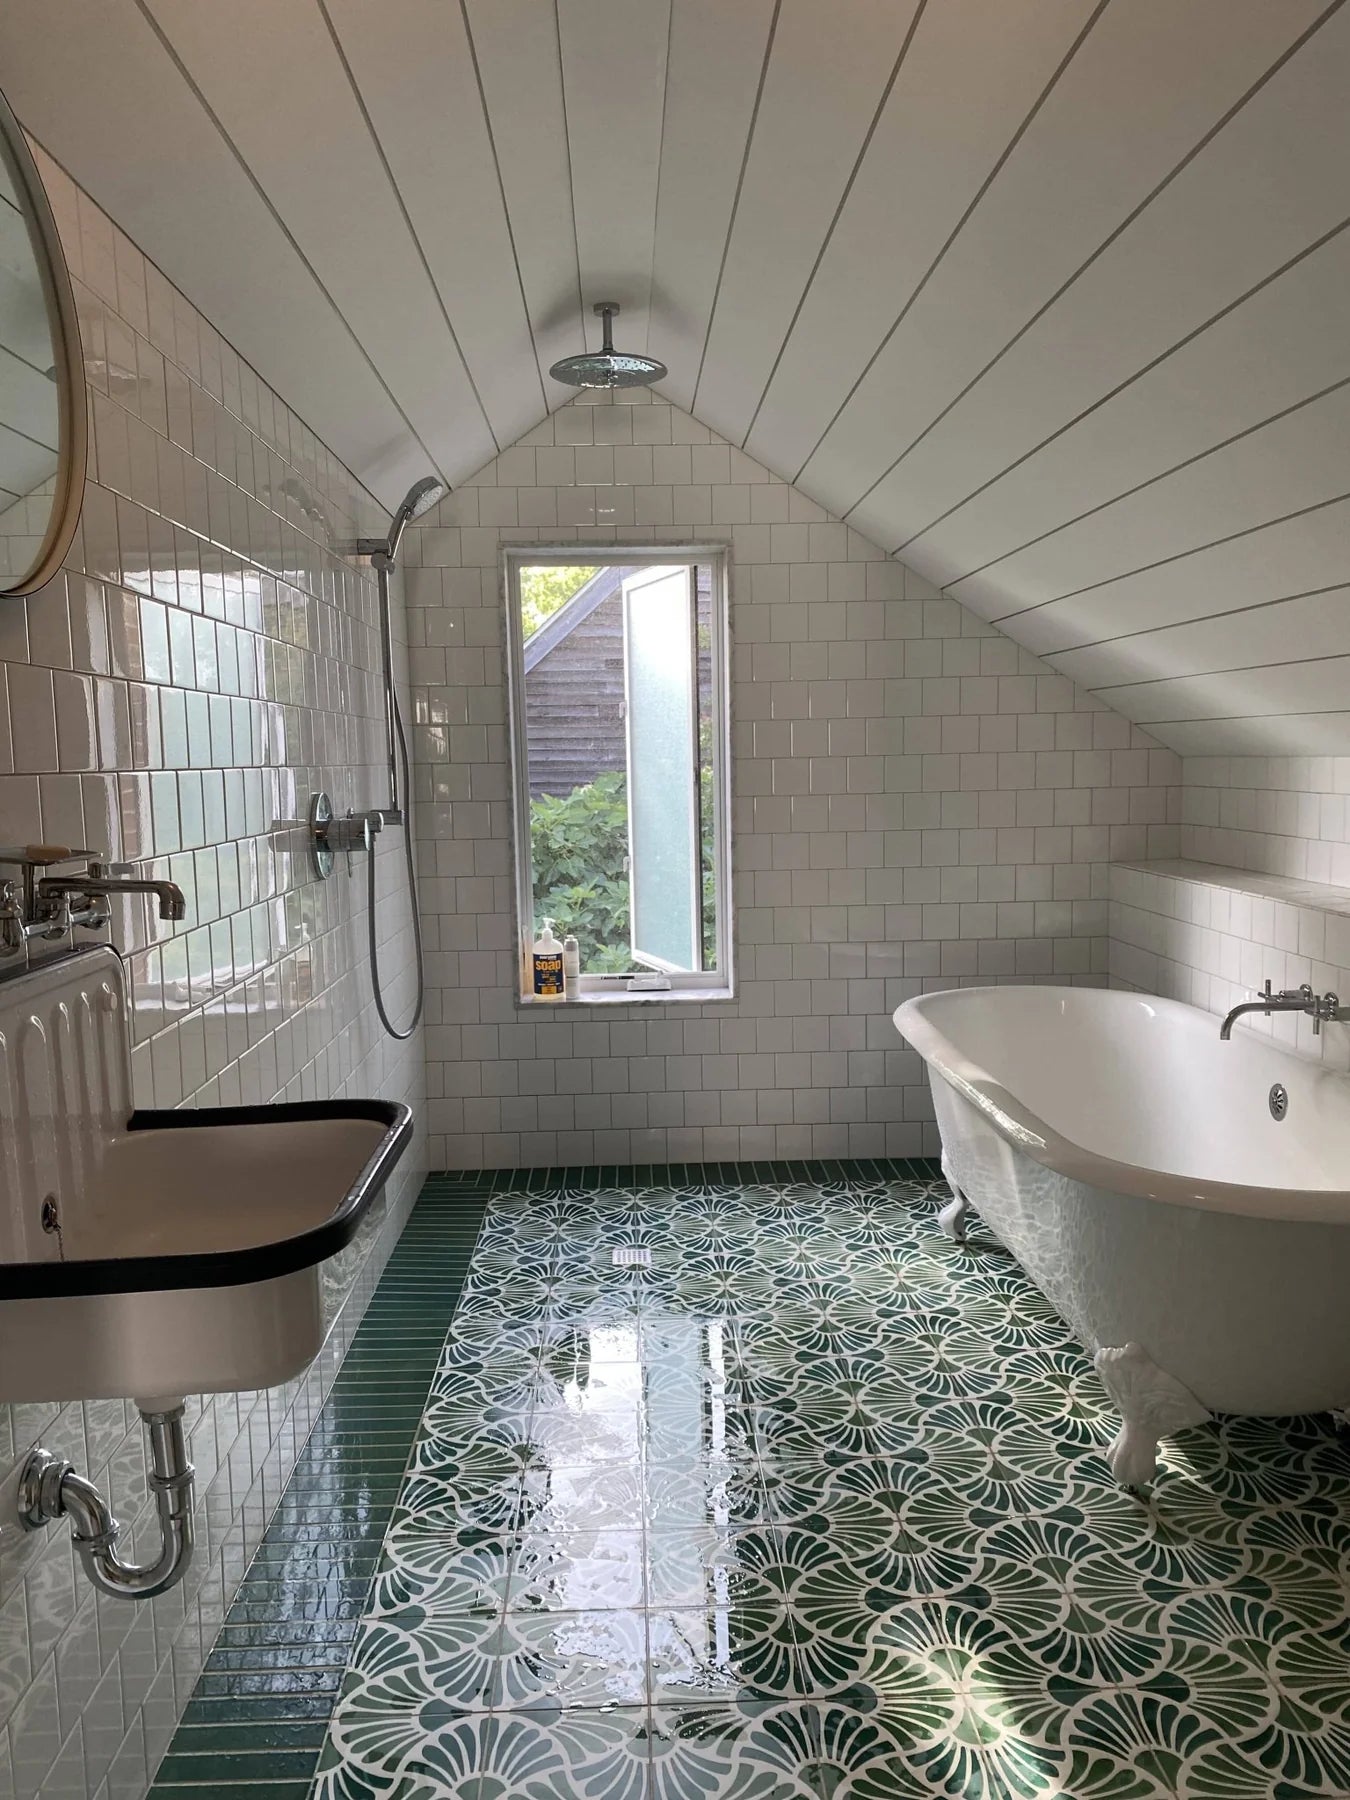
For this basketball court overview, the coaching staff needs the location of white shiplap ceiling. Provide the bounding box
[2,0,1348,756]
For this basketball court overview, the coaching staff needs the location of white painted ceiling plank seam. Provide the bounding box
[991,487,1350,628]
[551,0,588,366]
[1009,499,1350,659]
[901,208,1350,564]
[1102,656,1350,724]
[457,0,551,413]
[735,0,932,452]
[687,0,783,412]
[946,365,1350,606]
[691,0,927,449]
[640,0,677,356]
[788,0,1110,490]
[463,0,586,409]
[130,0,449,492]
[644,0,778,411]
[314,0,503,458]
[865,0,1350,543]
[1048,584,1350,688]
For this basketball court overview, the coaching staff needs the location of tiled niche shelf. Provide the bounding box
[1108,857,1350,1063]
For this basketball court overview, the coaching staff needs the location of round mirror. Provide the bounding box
[0,84,86,597]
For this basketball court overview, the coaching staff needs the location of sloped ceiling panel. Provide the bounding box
[1,0,1346,756]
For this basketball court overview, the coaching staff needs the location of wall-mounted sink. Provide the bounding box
[0,1097,411,1403]
[0,943,412,1408]
[0,945,414,1601]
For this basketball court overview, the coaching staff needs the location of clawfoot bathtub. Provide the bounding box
[895,985,1350,1485]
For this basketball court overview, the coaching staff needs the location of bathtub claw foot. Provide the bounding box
[938,1190,971,1245]
[1094,1343,1211,1488]
[938,1155,971,1244]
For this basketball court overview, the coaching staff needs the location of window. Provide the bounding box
[504,547,732,1003]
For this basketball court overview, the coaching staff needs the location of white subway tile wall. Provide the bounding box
[1110,857,1350,1066]
[0,150,426,1799]
[1183,755,1350,885]
[403,390,1183,1171]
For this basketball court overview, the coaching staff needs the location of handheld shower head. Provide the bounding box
[345,475,449,567]
[383,475,449,565]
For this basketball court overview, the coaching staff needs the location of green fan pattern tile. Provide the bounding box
[155,1159,1350,1798]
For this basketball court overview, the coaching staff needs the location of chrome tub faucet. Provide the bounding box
[0,845,186,954]
[1220,978,1349,1039]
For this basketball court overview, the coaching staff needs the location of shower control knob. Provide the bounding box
[309,793,383,879]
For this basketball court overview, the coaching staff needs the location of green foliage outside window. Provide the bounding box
[520,564,600,638]
[530,771,633,973]
[530,765,718,975]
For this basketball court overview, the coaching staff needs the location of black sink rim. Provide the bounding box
[0,1098,414,1299]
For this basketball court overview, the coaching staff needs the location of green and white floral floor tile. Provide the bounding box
[311,1169,1350,1798]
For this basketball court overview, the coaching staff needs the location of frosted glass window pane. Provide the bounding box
[623,564,700,972]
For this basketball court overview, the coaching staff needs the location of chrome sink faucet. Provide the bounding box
[0,845,186,955]
[1219,978,1349,1039]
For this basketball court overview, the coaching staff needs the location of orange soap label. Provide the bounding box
[534,954,563,996]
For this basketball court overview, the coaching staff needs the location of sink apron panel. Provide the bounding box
[0,946,130,1266]
[0,1264,323,1403]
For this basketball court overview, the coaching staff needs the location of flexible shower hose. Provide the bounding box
[368,672,424,1041]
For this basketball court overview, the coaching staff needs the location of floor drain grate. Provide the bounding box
[611,1246,652,1268]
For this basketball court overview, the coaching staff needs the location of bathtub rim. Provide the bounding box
[894,985,1350,1225]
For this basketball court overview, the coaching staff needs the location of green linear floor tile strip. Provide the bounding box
[148,1179,488,1797]
[478,1154,941,1195]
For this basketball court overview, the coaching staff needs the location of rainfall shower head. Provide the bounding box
[549,302,666,390]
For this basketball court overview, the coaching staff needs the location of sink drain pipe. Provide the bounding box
[17,1400,194,1599]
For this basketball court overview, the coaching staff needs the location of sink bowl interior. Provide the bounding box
[0,1098,412,1403]
[73,1116,392,1259]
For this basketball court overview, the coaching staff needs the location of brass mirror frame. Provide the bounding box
[0,84,87,598]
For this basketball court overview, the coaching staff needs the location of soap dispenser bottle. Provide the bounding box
[532,918,564,999]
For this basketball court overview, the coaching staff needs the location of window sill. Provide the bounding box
[516,985,736,1009]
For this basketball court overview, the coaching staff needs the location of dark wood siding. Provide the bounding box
[525,587,625,798]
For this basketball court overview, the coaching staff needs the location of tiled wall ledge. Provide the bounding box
[0,1163,421,1800]
[1108,857,1350,1065]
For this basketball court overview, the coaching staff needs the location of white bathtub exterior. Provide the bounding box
[894,986,1350,1435]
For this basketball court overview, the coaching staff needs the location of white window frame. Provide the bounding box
[503,545,734,1005]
